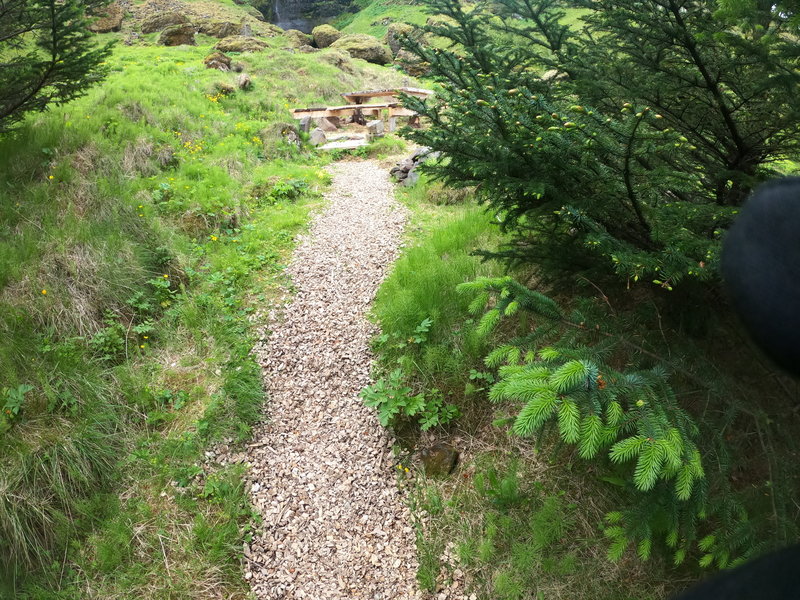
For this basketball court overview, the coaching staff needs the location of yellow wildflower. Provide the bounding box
[41,289,47,295]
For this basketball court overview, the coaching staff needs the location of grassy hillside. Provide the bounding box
[0,27,410,597]
[336,0,430,38]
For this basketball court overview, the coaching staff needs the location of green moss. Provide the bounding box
[330,33,392,64]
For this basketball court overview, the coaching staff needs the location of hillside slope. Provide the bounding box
[0,6,413,596]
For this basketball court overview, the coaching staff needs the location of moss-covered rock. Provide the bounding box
[141,12,189,34]
[214,35,268,53]
[330,33,391,65]
[159,23,196,46]
[198,20,241,38]
[203,51,231,70]
[284,29,313,47]
[395,48,429,76]
[418,443,459,477]
[244,5,266,21]
[88,2,124,33]
[386,22,414,56]
[311,24,341,49]
[318,49,355,74]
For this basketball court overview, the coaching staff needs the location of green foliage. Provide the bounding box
[1,384,34,424]
[0,0,113,131]
[460,275,765,568]
[399,0,800,288]
[409,454,671,600]
[368,196,505,422]
[361,367,460,430]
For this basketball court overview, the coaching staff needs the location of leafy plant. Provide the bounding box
[361,368,460,430]
[1,384,34,422]
[88,315,127,362]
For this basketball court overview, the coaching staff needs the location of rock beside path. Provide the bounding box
[247,160,419,600]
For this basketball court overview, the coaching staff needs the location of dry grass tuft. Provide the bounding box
[122,137,158,177]
[71,143,103,176]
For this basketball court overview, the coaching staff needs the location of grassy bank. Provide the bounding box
[368,177,687,599]
[0,32,410,597]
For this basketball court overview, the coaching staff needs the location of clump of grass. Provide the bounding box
[412,442,680,600]
[370,181,504,427]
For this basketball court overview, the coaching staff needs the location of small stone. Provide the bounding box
[203,51,231,71]
[318,117,339,132]
[238,73,253,90]
[418,442,459,476]
[366,120,385,140]
[309,128,327,146]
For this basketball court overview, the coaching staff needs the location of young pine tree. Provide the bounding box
[0,0,113,132]
[400,0,800,288]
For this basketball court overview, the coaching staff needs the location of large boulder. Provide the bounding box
[141,11,188,33]
[386,22,414,56]
[198,20,241,38]
[159,23,196,46]
[284,29,313,47]
[215,35,267,52]
[330,34,391,65]
[88,2,124,33]
[311,24,341,49]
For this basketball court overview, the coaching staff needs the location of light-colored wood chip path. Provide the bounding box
[246,160,420,599]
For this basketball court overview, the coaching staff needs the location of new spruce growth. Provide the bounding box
[460,276,755,567]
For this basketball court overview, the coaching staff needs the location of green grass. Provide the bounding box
[411,448,679,600]
[0,26,413,598]
[370,176,685,598]
[336,0,431,38]
[370,176,506,426]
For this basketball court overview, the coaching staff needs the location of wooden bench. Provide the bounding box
[340,87,434,105]
[291,103,417,120]
[291,87,433,130]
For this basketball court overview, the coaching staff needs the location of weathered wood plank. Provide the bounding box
[340,87,434,103]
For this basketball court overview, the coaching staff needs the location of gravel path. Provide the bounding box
[245,160,419,600]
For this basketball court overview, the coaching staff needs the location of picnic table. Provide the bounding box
[291,87,433,129]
